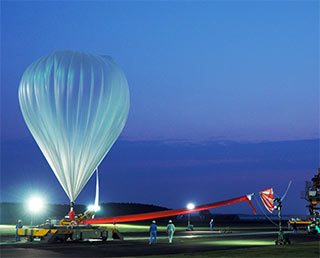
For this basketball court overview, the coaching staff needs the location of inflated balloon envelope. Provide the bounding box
[18,51,130,204]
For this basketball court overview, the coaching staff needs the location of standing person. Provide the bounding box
[210,219,214,231]
[166,220,176,243]
[149,220,157,245]
[292,220,298,233]
[15,220,23,241]
[43,219,52,229]
[68,207,75,221]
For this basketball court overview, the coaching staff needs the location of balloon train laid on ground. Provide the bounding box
[17,51,317,243]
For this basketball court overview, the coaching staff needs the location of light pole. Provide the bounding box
[186,203,195,230]
[274,197,290,245]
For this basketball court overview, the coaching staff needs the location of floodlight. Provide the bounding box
[27,196,45,214]
[87,204,100,212]
[187,203,195,210]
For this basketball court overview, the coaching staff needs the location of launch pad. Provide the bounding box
[17,224,123,243]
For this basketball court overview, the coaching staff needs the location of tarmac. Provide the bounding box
[0,231,318,257]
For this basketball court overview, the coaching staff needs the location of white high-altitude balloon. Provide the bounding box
[18,51,130,202]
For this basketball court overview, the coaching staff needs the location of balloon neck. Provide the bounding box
[70,202,74,209]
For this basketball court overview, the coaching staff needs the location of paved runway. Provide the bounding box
[0,231,317,257]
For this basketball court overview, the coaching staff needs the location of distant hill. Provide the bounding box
[0,202,169,225]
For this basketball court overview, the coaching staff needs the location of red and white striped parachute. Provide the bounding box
[259,188,274,213]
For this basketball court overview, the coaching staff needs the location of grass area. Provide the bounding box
[95,223,275,233]
[101,223,205,233]
[146,241,319,258]
[200,239,274,246]
[0,223,197,235]
[0,223,276,235]
[0,224,274,235]
[0,225,15,235]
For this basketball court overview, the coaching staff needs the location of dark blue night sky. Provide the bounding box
[1,1,319,215]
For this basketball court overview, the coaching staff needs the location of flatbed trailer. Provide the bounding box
[288,220,311,226]
[18,225,123,243]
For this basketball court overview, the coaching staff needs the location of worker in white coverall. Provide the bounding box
[210,219,214,231]
[166,220,176,243]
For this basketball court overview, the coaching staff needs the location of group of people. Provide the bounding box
[149,220,176,244]
[149,218,214,244]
